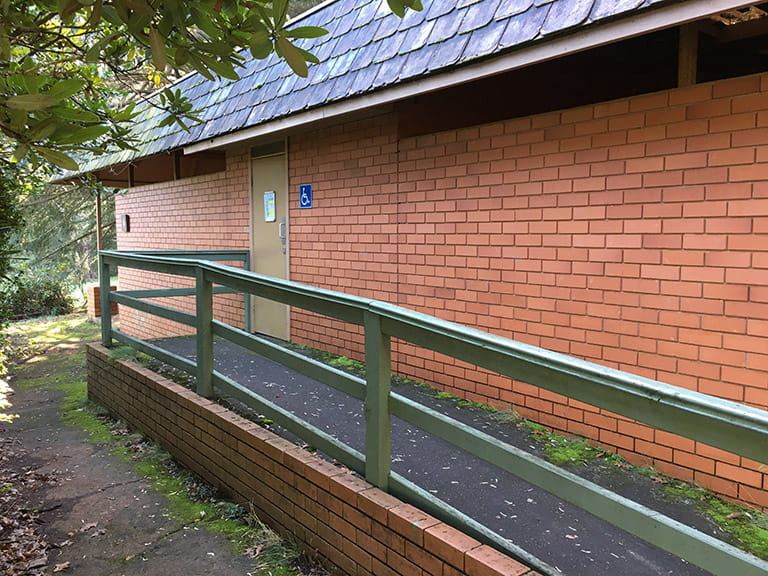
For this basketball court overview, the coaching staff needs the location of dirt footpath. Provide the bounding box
[2,352,258,576]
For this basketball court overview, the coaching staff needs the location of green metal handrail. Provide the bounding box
[104,249,252,333]
[98,250,768,576]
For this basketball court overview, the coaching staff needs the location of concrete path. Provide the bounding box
[156,336,730,576]
[2,351,258,576]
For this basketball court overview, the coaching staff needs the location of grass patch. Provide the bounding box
[6,314,100,350]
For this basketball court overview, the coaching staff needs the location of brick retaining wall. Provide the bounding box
[86,343,534,576]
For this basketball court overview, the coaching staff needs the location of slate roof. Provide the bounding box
[81,0,676,174]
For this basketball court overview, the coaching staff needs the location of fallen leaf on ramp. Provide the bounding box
[53,562,70,572]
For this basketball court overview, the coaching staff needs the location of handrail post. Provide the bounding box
[364,310,391,490]
[99,252,113,347]
[243,252,252,334]
[196,267,214,398]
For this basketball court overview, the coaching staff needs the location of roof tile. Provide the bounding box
[372,54,407,88]
[427,33,470,72]
[462,17,508,61]
[425,0,455,20]
[373,30,407,63]
[352,1,378,28]
[398,18,436,54]
[591,0,644,20]
[397,42,433,78]
[495,0,534,20]
[459,0,501,34]
[348,42,378,72]
[372,11,401,40]
[427,9,465,44]
[498,3,550,48]
[541,0,595,35]
[399,3,428,28]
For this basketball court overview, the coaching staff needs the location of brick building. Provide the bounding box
[77,0,768,507]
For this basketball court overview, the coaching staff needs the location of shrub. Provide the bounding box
[0,268,74,321]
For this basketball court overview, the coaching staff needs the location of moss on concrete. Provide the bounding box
[664,480,768,560]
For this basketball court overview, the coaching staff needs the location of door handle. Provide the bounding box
[279,217,287,254]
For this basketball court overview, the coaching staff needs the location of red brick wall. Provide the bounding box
[114,151,251,339]
[87,343,533,576]
[288,74,768,507]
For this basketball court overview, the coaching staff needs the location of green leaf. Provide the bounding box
[85,31,120,62]
[112,103,137,122]
[87,0,103,28]
[101,4,120,25]
[10,143,28,163]
[126,10,152,35]
[271,0,289,27]
[125,0,154,17]
[204,56,239,81]
[386,0,405,18]
[174,46,190,67]
[276,36,307,78]
[189,5,220,39]
[52,124,110,145]
[5,94,58,111]
[22,75,42,95]
[148,27,167,71]
[8,109,27,131]
[53,107,101,122]
[249,31,272,60]
[187,54,216,81]
[386,0,423,17]
[284,26,327,39]
[204,40,234,58]
[47,79,87,101]
[27,118,59,141]
[0,27,10,62]
[220,0,240,18]
[57,0,81,21]
[34,146,79,171]
[297,47,319,65]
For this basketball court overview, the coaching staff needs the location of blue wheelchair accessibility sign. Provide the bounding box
[299,184,312,209]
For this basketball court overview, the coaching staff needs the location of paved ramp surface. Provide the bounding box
[158,336,730,576]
